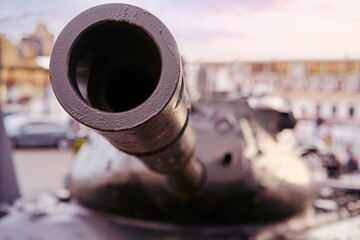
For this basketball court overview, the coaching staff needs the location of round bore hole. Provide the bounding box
[69,21,161,112]
[222,153,233,166]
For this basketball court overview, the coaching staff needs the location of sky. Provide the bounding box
[1,0,360,62]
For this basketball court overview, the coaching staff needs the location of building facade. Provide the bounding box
[18,24,54,58]
[186,60,360,123]
[0,25,53,104]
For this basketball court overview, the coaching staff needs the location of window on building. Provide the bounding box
[332,105,337,117]
[301,107,306,117]
[349,106,355,118]
[316,104,321,117]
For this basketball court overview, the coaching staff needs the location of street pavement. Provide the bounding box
[11,148,74,196]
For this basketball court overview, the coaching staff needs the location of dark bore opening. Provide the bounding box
[69,21,161,112]
[222,153,233,166]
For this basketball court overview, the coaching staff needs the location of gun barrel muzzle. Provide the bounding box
[50,4,203,191]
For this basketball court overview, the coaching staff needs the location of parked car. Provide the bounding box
[3,113,71,149]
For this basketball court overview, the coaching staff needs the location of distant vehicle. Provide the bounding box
[3,113,71,149]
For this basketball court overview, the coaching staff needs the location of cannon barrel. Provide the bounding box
[50,3,203,193]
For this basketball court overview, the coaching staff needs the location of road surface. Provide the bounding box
[12,148,74,196]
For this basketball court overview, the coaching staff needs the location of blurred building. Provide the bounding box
[18,24,53,58]
[190,60,360,124]
[240,60,360,123]
[0,24,53,104]
[185,62,237,100]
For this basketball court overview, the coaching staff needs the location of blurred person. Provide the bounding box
[323,153,340,178]
[315,117,323,139]
[345,146,358,174]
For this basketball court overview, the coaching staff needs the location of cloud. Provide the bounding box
[314,2,336,13]
[1,0,360,61]
[162,0,299,16]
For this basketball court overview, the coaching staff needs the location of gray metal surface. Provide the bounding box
[0,108,20,205]
[3,193,359,240]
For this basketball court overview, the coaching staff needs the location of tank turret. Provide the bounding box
[49,3,316,224]
[0,4,319,239]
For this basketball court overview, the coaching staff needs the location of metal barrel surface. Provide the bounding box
[50,3,203,191]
